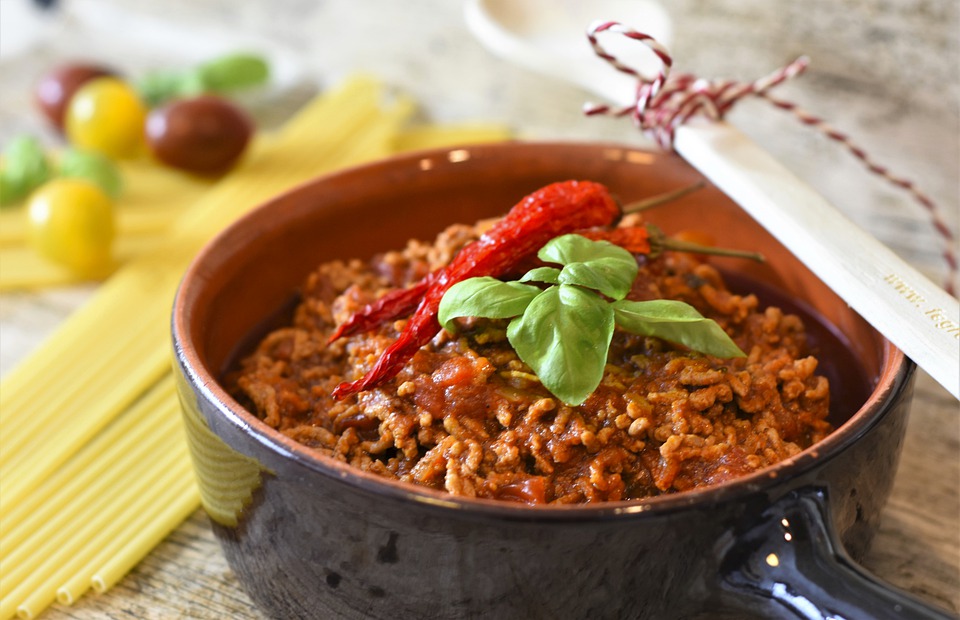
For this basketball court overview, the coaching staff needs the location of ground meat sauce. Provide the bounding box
[228,218,833,505]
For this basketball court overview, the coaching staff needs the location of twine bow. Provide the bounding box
[583,20,957,293]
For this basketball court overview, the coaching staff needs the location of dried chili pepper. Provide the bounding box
[329,181,711,346]
[331,180,620,398]
[329,179,760,399]
[579,226,652,254]
[328,276,433,342]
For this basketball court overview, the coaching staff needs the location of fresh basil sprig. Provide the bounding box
[438,234,745,405]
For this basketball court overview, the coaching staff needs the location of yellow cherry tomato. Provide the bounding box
[65,77,147,159]
[27,178,116,276]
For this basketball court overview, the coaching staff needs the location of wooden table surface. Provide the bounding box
[1,1,957,618]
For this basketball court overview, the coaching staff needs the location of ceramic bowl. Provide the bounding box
[173,142,942,619]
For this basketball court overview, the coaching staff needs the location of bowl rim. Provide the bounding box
[172,140,913,520]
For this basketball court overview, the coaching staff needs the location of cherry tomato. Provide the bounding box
[145,95,253,174]
[65,77,147,159]
[26,178,115,276]
[34,63,115,131]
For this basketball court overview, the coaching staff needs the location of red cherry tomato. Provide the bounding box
[145,95,253,175]
[34,63,115,131]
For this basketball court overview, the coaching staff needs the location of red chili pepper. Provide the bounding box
[578,226,652,255]
[328,276,433,342]
[328,227,648,345]
[331,180,620,399]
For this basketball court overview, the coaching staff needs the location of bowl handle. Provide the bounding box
[714,486,955,619]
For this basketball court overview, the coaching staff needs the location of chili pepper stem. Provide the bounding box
[621,181,705,215]
[658,236,765,262]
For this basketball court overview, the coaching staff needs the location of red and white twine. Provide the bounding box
[583,20,957,293]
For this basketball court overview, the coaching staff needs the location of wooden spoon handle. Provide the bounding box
[674,120,959,398]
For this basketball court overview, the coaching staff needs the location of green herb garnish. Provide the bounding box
[438,234,746,405]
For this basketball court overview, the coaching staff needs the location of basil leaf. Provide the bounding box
[538,233,636,269]
[507,284,615,405]
[537,233,638,299]
[519,266,560,284]
[558,257,637,300]
[612,299,746,358]
[438,276,540,332]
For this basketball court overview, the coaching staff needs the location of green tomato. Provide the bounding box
[135,52,268,107]
[196,53,269,92]
[65,77,147,159]
[58,148,123,198]
[1,135,52,207]
[0,173,21,208]
[27,178,116,276]
[136,68,205,108]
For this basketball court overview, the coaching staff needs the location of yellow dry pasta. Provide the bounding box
[0,375,175,528]
[54,457,196,607]
[0,345,171,507]
[0,449,189,620]
[8,456,194,620]
[0,309,169,464]
[0,281,165,422]
[55,480,198,608]
[90,480,200,596]
[0,74,511,620]
[0,435,186,603]
[0,389,176,551]
[0,378,178,617]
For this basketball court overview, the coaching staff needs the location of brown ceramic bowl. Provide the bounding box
[172,142,947,619]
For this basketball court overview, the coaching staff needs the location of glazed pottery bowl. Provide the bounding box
[172,142,941,619]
